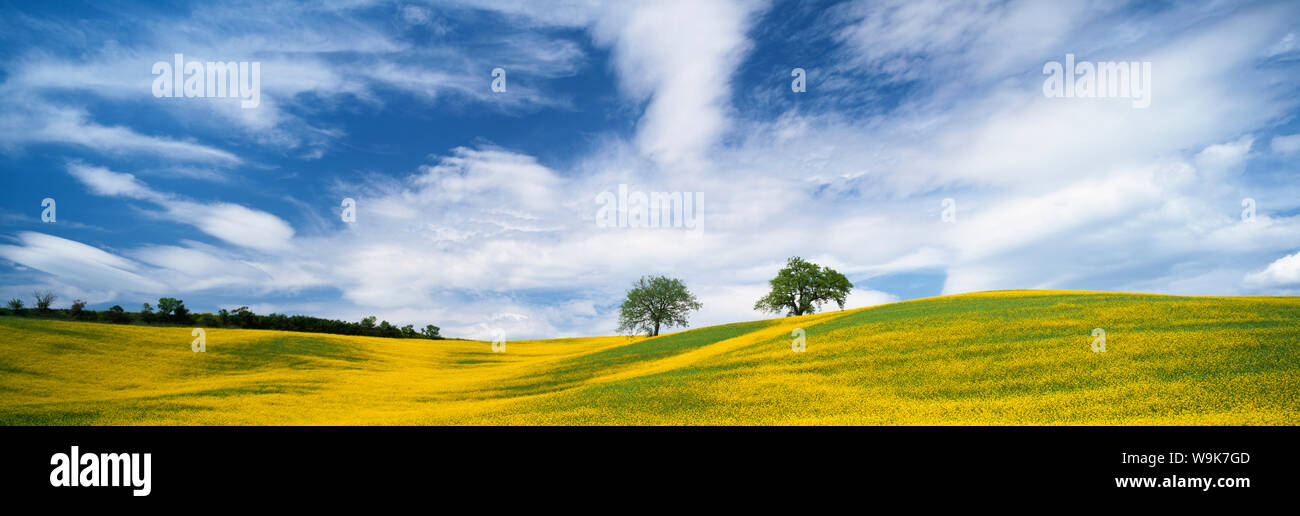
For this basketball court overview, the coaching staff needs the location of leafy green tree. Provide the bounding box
[378,320,401,338]
[140,303,155,323]
[754,257,854,316]
[422,324,442,339]
[157,297,182,317]
[616,275,703,337]
[217,308,230,326]
[7,298,25,315]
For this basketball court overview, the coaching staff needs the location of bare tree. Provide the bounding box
[33,290,56,312]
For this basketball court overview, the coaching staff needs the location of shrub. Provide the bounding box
[69,299,88,320]
[104,305,130,324]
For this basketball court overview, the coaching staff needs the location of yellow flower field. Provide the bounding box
[1,290,1296,425]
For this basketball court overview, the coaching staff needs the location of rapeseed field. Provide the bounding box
[1,290,1295,425]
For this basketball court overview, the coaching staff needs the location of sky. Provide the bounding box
[1,0,1298,340]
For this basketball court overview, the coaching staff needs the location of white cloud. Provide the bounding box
[130,244,269,291]
[592,0,762,165]
[1245,251,1300,289]
[1271,133,1300,154]
[0,1,584,162]
[411,146,564,213]
[0,231,328,305]
[845,288,899,309]
[66,163,296,252]
[833,0,1084,82]
[459,0,764,166]
[1,103,241,165]
[165,201,296,253]
[0,232,167,294]
[66,162,166,201]
[1194,136,1254,178]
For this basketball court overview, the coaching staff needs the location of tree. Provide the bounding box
[157,297,182,317]
[7,298,24,315]
[105,305,130,324]
[754,257,853,317]
[69,299,88,320]
[140,303,155,323]
[422,324,442,339]
[379,320,403,338]
[616,275,702,337]
[171,301,191,324]
[33,290,56,312]
[233,306,255,328]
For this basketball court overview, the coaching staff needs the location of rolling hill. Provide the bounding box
[1,290,1296,425]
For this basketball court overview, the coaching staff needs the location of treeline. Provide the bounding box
[3,292,442,340]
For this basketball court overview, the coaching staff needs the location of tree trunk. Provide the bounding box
[653,320,660,336]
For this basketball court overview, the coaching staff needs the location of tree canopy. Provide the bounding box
[616,275,702,337]
[753,257,853,316]
[0,296,444,340]
[156,297,183,316]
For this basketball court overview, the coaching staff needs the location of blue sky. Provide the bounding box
[1,0,1298,339]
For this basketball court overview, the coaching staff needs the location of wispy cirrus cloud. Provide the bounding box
[0,232,167,294]
[0,0,588,166]
[2,102,242,165]
[65,162,294,252]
